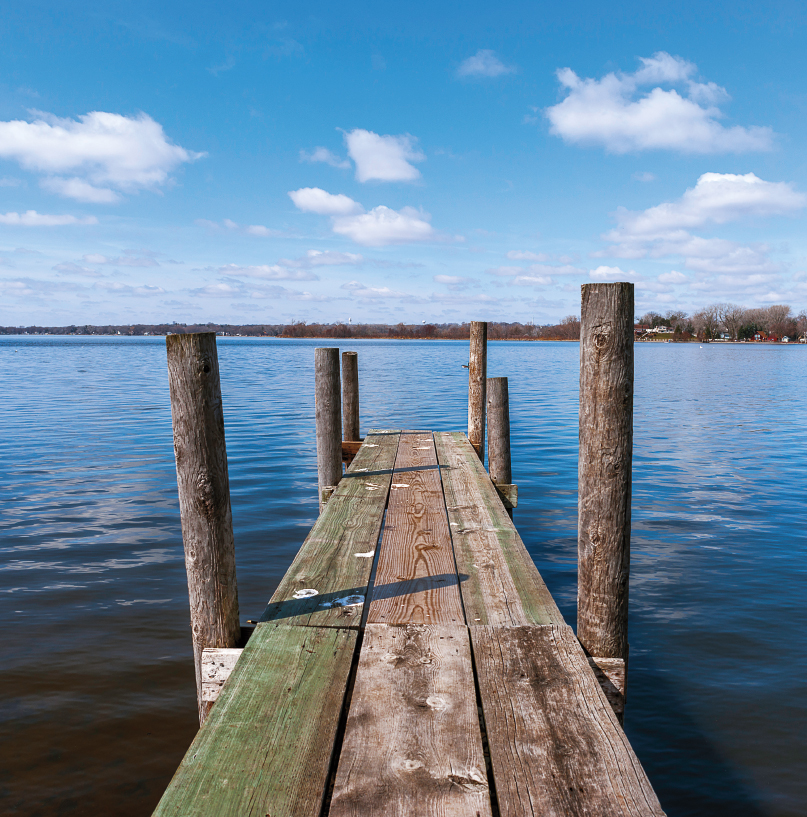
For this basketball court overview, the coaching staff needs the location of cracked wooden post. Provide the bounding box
[487,376,515,519]
[342,351,360,442]
[166,332,240,726]
[578,282,634,722]
[316,347,342,512]
[468,321,487,461]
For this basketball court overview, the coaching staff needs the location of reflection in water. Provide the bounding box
[0,337,805,815]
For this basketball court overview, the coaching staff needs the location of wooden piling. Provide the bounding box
[341,351,360,442]
[468,321,487,460]
[315,347,342,512]
[577,282,634,712]
[165,332,241,725]
[487,376,513,518]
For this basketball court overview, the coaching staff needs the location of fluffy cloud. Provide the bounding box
[218,264,317,281]
[195,218,283,236]
[0,210,97,226]
[0,111,203,202]
[457,50,516,78]
[545,53,773,154]
[289,187,435,246]
[590,265,641,281]
[487,262,586,285]
[299,146,350,169]
[288,187,362,215]
[506,250,550,262]
[341,280,417,300]
[344,129,424,183]
[333,206,433,246]
[82,253,159,267]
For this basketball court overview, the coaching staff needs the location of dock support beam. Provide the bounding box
[468,320,487,461]
[315,347,342,512]
[577,282,634,719]
[487,376,515,518]
[341,351,360,442]
[166,332,241,726]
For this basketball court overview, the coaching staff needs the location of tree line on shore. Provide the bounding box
[638,303,807,341]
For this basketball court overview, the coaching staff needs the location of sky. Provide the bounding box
[2,0,807,326]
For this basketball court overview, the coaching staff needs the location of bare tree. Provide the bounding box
[691,305,720,339]
[717,303,745,340]
[664,309,688,329]
[765,304,793,338]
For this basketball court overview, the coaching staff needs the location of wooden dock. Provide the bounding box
[155,284,664,815]
[154,428,663,816]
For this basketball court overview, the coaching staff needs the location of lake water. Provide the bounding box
[1,336,805,816]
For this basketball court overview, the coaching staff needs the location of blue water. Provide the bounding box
[1,336,805,816]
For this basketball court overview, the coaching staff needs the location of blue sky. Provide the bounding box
[2,0,807,326]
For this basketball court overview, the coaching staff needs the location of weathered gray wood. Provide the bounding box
[468,321,487,460]
[588,656,626,719]
[367,433,465,626]
[153,623,357,817]
[578,282,634,663]
[330,624,492,817]
[342,439,363,465]
[435,432,564,626]
[471,625,664,817]
[316,347,343,512]
[260,431,401,628]
[342,350,360,442]
[201,647,242,706]
[487,376,512,519]
[166,332,240,725]
[494,484,517,509]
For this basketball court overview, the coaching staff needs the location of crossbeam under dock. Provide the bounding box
[154,431,664,817]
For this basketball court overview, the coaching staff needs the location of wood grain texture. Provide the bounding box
[486,376,511,487]
[367,433,464,626]
[153,623,357,817]
[578,282,634,661]
[435,432,563,626]
[342,351,360,442]
[316,347,343,512]
[201,647,242,706]
[260,431,401,628]
[165,332,241,725]
[588,656,626,719]
[330,624,492,817]
[468,322,487,460]
[471,625,664,817]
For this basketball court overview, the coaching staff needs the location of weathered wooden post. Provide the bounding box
[468,321,487,460]
[342,351,360,442]
[487,376,516,518]
[166,332,240,726]
[577,282,633,721]
[316,347,342,511]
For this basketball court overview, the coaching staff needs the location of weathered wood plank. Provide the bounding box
[588,656,626,718]
[201,647,242,706]
[153,623,358,817]
[260,431,400,628]
[471,625,664,817]
[330,624,492,817]
[316,347,343,512]
[367,433,464,626]
[434,432,564,626]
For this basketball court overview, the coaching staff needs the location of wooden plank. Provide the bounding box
[367,433,465,626]
[260,431,400,628]
[587,656,626,719]
[329,624,492,817]
[471,625,664,817]
[434,432,564,626]
[153,623,358,817]
[201,647,242,706]
[342,439,363,464]
[494,483,518,509]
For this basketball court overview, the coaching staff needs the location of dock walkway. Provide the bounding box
[154,430,664,817]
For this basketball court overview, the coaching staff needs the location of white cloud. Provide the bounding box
[300,250,363,266]
[333,206,433,246]
[288,187,362,215]
[545,53,774,154]
[457,50,516,78]
[196,218,283,237]
[658,270,687,283]
[0,111,203,202]
[344,129,424,183]
[217,264,317,281]
[0,210,97,226]
[590,265,641,281]
[81,253,159,267]
[632,172,656,183]
[245,224,283,237]
[299,146,350,169]
[506,250,550,261]
[488,262,585,281]
[341,280,414,299]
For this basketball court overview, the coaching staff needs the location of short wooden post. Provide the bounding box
[342,351,360,442]
[468,321,487,460]
[577,282,634,719]
[315,347,342,512]
[487,376,514,518]
[166,332,241,726]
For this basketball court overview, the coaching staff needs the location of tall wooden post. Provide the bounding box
[342,351,360,442]
[468,321,487,460]
[577,282,634,720]
[315,347,342,511]
[487,376,513,518]
[166,332,241,726]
